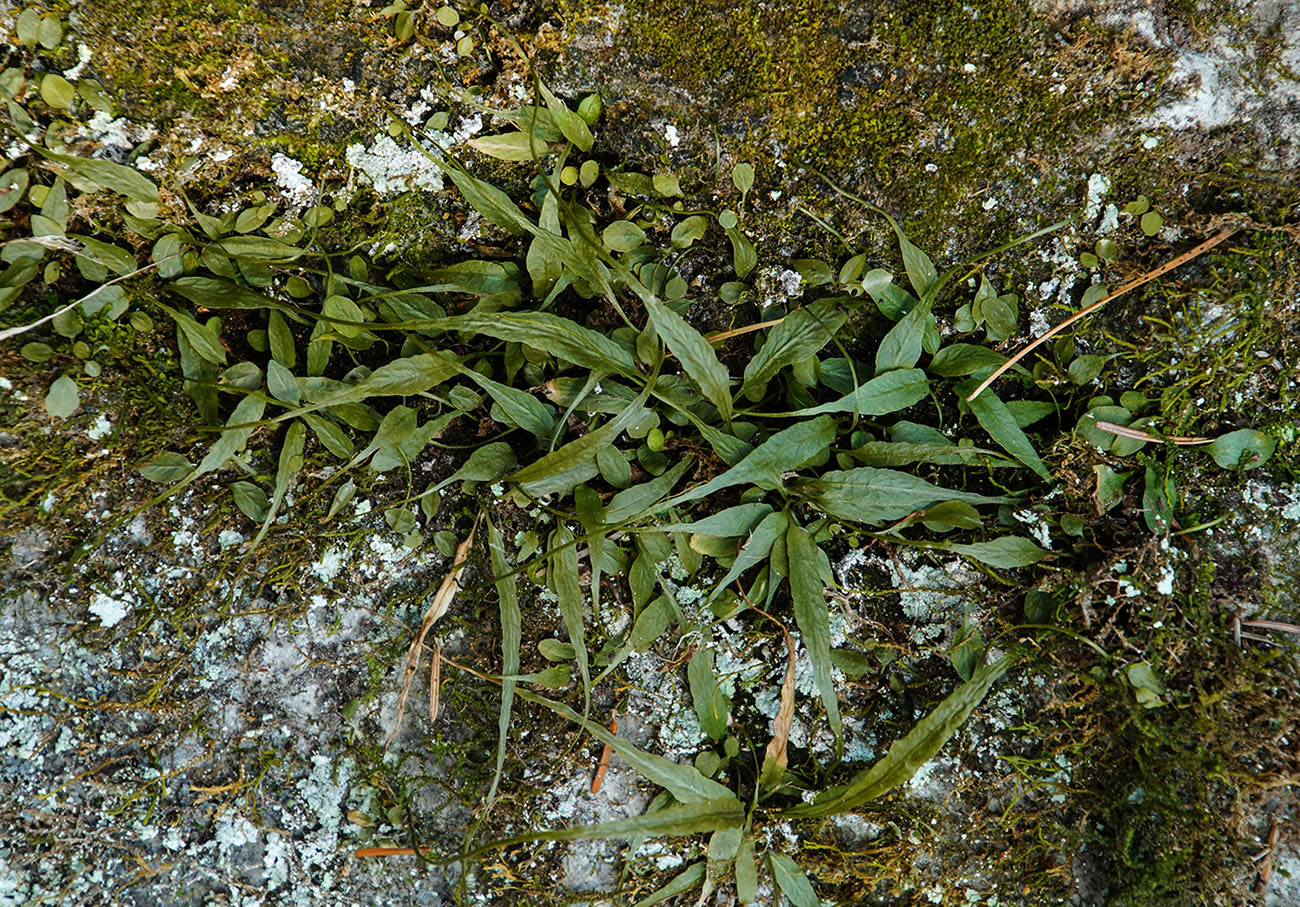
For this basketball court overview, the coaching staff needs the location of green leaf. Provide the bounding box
[966,388,1051,481]
[604,458,694,524]
[231,481,270,521]
[786,656,1015,818]
[196,396,267,477]
[69,235,137,276]
[661,503,773,537]
[724,223,756,277]
[950,621,985,681]
[629,864,707,907]
[731,162,755,201]
[514,688,736,802]
[313,353,459,408]
[212,235,303,263]
[740,299,847,398]
[486,519,522,802]
[787,523,842,752]
[156,302,227,365]
[601,220,647,252]
[468,131,549,161]
[735,838,758,904]
[139,451,194,483]
[539,83,595,152]
[1126,661,1165,709]
[852,441,1007,469]
[688,647,732,740]
[460,368,554,439]
[671,215,709,249]
[806,467,1005,524]
[667,416,837,510]
[170,276,300,318]
[266,359,300,405]
[710,510,788,595]
[1206,429,1276,469]
[43,375,80,418]
[249,420,305,550]
[442,162,534,235]
[39,73,76,110]
[417,312,638,375]
[946,536,1049,568]
[549,524,591,701]
[32,146,160,204]
[510,385,653,497]
[301,412,353,458]
[768,852,820,907]
[629,594,675,650]
[929,344,1007,377]
[875,298,932,374]
[792,368,929,417]
[1094,464,1131,513]
[646,298,732,422]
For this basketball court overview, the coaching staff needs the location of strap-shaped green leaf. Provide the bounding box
[787,523,842,753]
[740,299,846,398]
[806,466,1006,524]
[646,298,732,422]
[786,656,1015,818]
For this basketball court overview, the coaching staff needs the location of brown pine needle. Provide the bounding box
[967,228,1239,402]
[1093,420,1213,446]
[590,713,619,794]
[705,317,784,346]
[355,846,429,858]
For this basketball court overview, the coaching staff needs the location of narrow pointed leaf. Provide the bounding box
[787,523,842,751]
[646,298,732,422]
[740,299,846,397]
[875,298,932,374]
[947,536,1048,568]
[669,416,836,508]
[550,524,591,700]
[514,688,736,802]
[786,656,1014,817]
[806,467,1006,524]
[768,852,820,907]
[791,368,928,417]
[966,388,1051,481]
[486,519,521,802]
[196,395,266,476]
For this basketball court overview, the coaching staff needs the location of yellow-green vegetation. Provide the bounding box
[3,2,1299,905]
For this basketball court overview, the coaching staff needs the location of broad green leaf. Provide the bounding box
[427,442,517,495]
[671,215,709,249]
[139,451,194,483]
[788,523,842,752]
[486,519,521,802]
[526,188,562,297]
[313,353,458,408]
[791,368,929,417]
[301,411,353,458]
[170,276,301,318]
[875,297,932,374]
[629,594,675,650]
[43,374,80,418]
[460,368,554,439]
[416,312,638,375]
[966,388,1051,481]
[550,525,591,703]
[786,656,1014,817]
[155,302,227,365]
[735,838,758,903]
[326,479,356,521]
[740,299,847,398]
[515,688,736,802]
[265,359,300,405]
[33,146,159,203]
[510,384,653,497]
[919,500,984,532]
[806,467,1005,524]
[268,310,296,369]
[151,232,185,279]
[602,220,647,252]
[710,510,788,596]
[852,441,1009,468]
[629,864,707,907]
[646,298,732,422]
[468,131,548,161]
[929,344,1007,377]
[539,83,594,152]
[768,852,820,907]
[212,236,303,262]
[894,227,937,299]
[70,235,136,276]
[1094,464,1130,513]
[688,647,731,740]
[197,396,266,476]
[443,162,534,235]
[40,73,76,110]
[724,223,756,277]
[660,503,773,537]
[1206,429,1276,469]
[947,536,1048,568]
[668,416,837,508]
[604,458,693,524]
[231,481,270,521]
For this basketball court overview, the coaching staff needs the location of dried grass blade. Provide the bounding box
[967,228,1238,402]
[759,622,797,792]
[1094,420,1212,446]
[387,516,479,748]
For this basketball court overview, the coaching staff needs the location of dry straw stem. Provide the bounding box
[966,228,1239,402]
[589,712,619,794]
[387,515,480,748]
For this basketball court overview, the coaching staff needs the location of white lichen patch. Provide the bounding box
[87,589,131,628]
[85,412,112,440]
[344,134,444,196]
[271,152,317,208]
